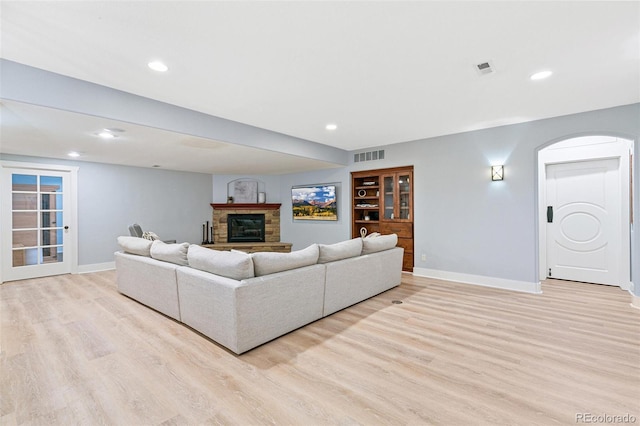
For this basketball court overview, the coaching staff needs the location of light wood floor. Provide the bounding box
[1,271,638,425]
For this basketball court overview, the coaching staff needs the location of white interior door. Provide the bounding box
[545,158,621,286]
[1,165,75,281]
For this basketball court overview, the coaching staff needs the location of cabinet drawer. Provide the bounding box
[380,222,413,238]
[395,238,413,252]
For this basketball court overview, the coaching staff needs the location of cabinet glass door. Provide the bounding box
[383,175,395,219]
[398,173,411,220]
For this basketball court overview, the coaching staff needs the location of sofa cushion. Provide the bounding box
[318,238,363,264]
[117,236,153,257]
[252,244,319,277]
[187,245,255,280]
[361,233,398,255]
[150,240,189,266]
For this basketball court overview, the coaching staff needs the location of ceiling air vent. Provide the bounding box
[475,61,494,76]
[354,149,384,163]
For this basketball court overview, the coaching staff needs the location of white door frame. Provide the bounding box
[538,136,632,289]
[0,161,79,283]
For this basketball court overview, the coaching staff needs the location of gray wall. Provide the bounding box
[1,154,213,266]
[252,104,638,290]
[4,103,636,292]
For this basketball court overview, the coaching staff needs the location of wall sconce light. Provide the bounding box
[491,165,504,181]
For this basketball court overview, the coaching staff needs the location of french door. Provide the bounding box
[1,163,77,282]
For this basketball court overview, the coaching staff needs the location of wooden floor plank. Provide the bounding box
[1,272,638,425]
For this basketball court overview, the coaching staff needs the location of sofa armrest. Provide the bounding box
[115,251,181,320]
[323,247,403,316]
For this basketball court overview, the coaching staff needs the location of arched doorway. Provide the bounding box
[538,135,632,289]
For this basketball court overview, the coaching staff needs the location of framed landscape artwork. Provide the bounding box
[291,184,337,221]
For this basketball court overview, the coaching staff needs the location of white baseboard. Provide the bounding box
[77,261,115,274]
[412,267,542,294]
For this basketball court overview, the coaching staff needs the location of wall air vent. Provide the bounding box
[354,149,384,163]
[475,61,494,76]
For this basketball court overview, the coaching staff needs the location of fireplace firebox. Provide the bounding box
[227,214,265,243]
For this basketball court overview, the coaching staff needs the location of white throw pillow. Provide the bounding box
[318,238,363,264]
[361,234,398,255]
[251,244,319,277]
[117,236,153,257]
[150,240,189,266]
[187,245,255,280]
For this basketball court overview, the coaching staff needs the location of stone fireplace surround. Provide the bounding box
[207,203,291,253]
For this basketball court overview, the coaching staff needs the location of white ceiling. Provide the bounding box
[1,1,638,173]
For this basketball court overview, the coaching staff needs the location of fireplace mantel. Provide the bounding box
[211,203,281,210]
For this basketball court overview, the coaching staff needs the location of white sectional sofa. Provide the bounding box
[115,235,404,354]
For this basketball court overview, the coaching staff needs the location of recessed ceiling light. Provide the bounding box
[68,151,80,158]
[97,130,116,139]
[148,61,168,72]
[530,70,553,81]
[326,123,338,131]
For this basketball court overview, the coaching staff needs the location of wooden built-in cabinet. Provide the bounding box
[352,166,414,271]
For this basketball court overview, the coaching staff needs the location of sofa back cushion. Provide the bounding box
[150,240,189,266]
[318,238,363,264]
[252,244,319,276]
[361,233,398,255]
[117,236,153,257]
[188,245,255,280]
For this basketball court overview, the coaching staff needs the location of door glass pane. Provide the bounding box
[399,174,411,220]
[13,211,37,229]
[12,248,38,267]
[41,193,63,209]
[383,176,394,219]
[12,193,37,210]
[41,229,61,246]
[12,174,37,191]
[42,247,63,264]
[40,175,62,191]
[13,229,37,247]
[41,211,63,228]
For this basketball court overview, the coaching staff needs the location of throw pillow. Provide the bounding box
[318,238,363,264]
[150,240,189,266]
[252,244,319,277]
[187,245,255,280]
[142,231,160,241]
[117,236,153,257]
[361,233,398,255]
